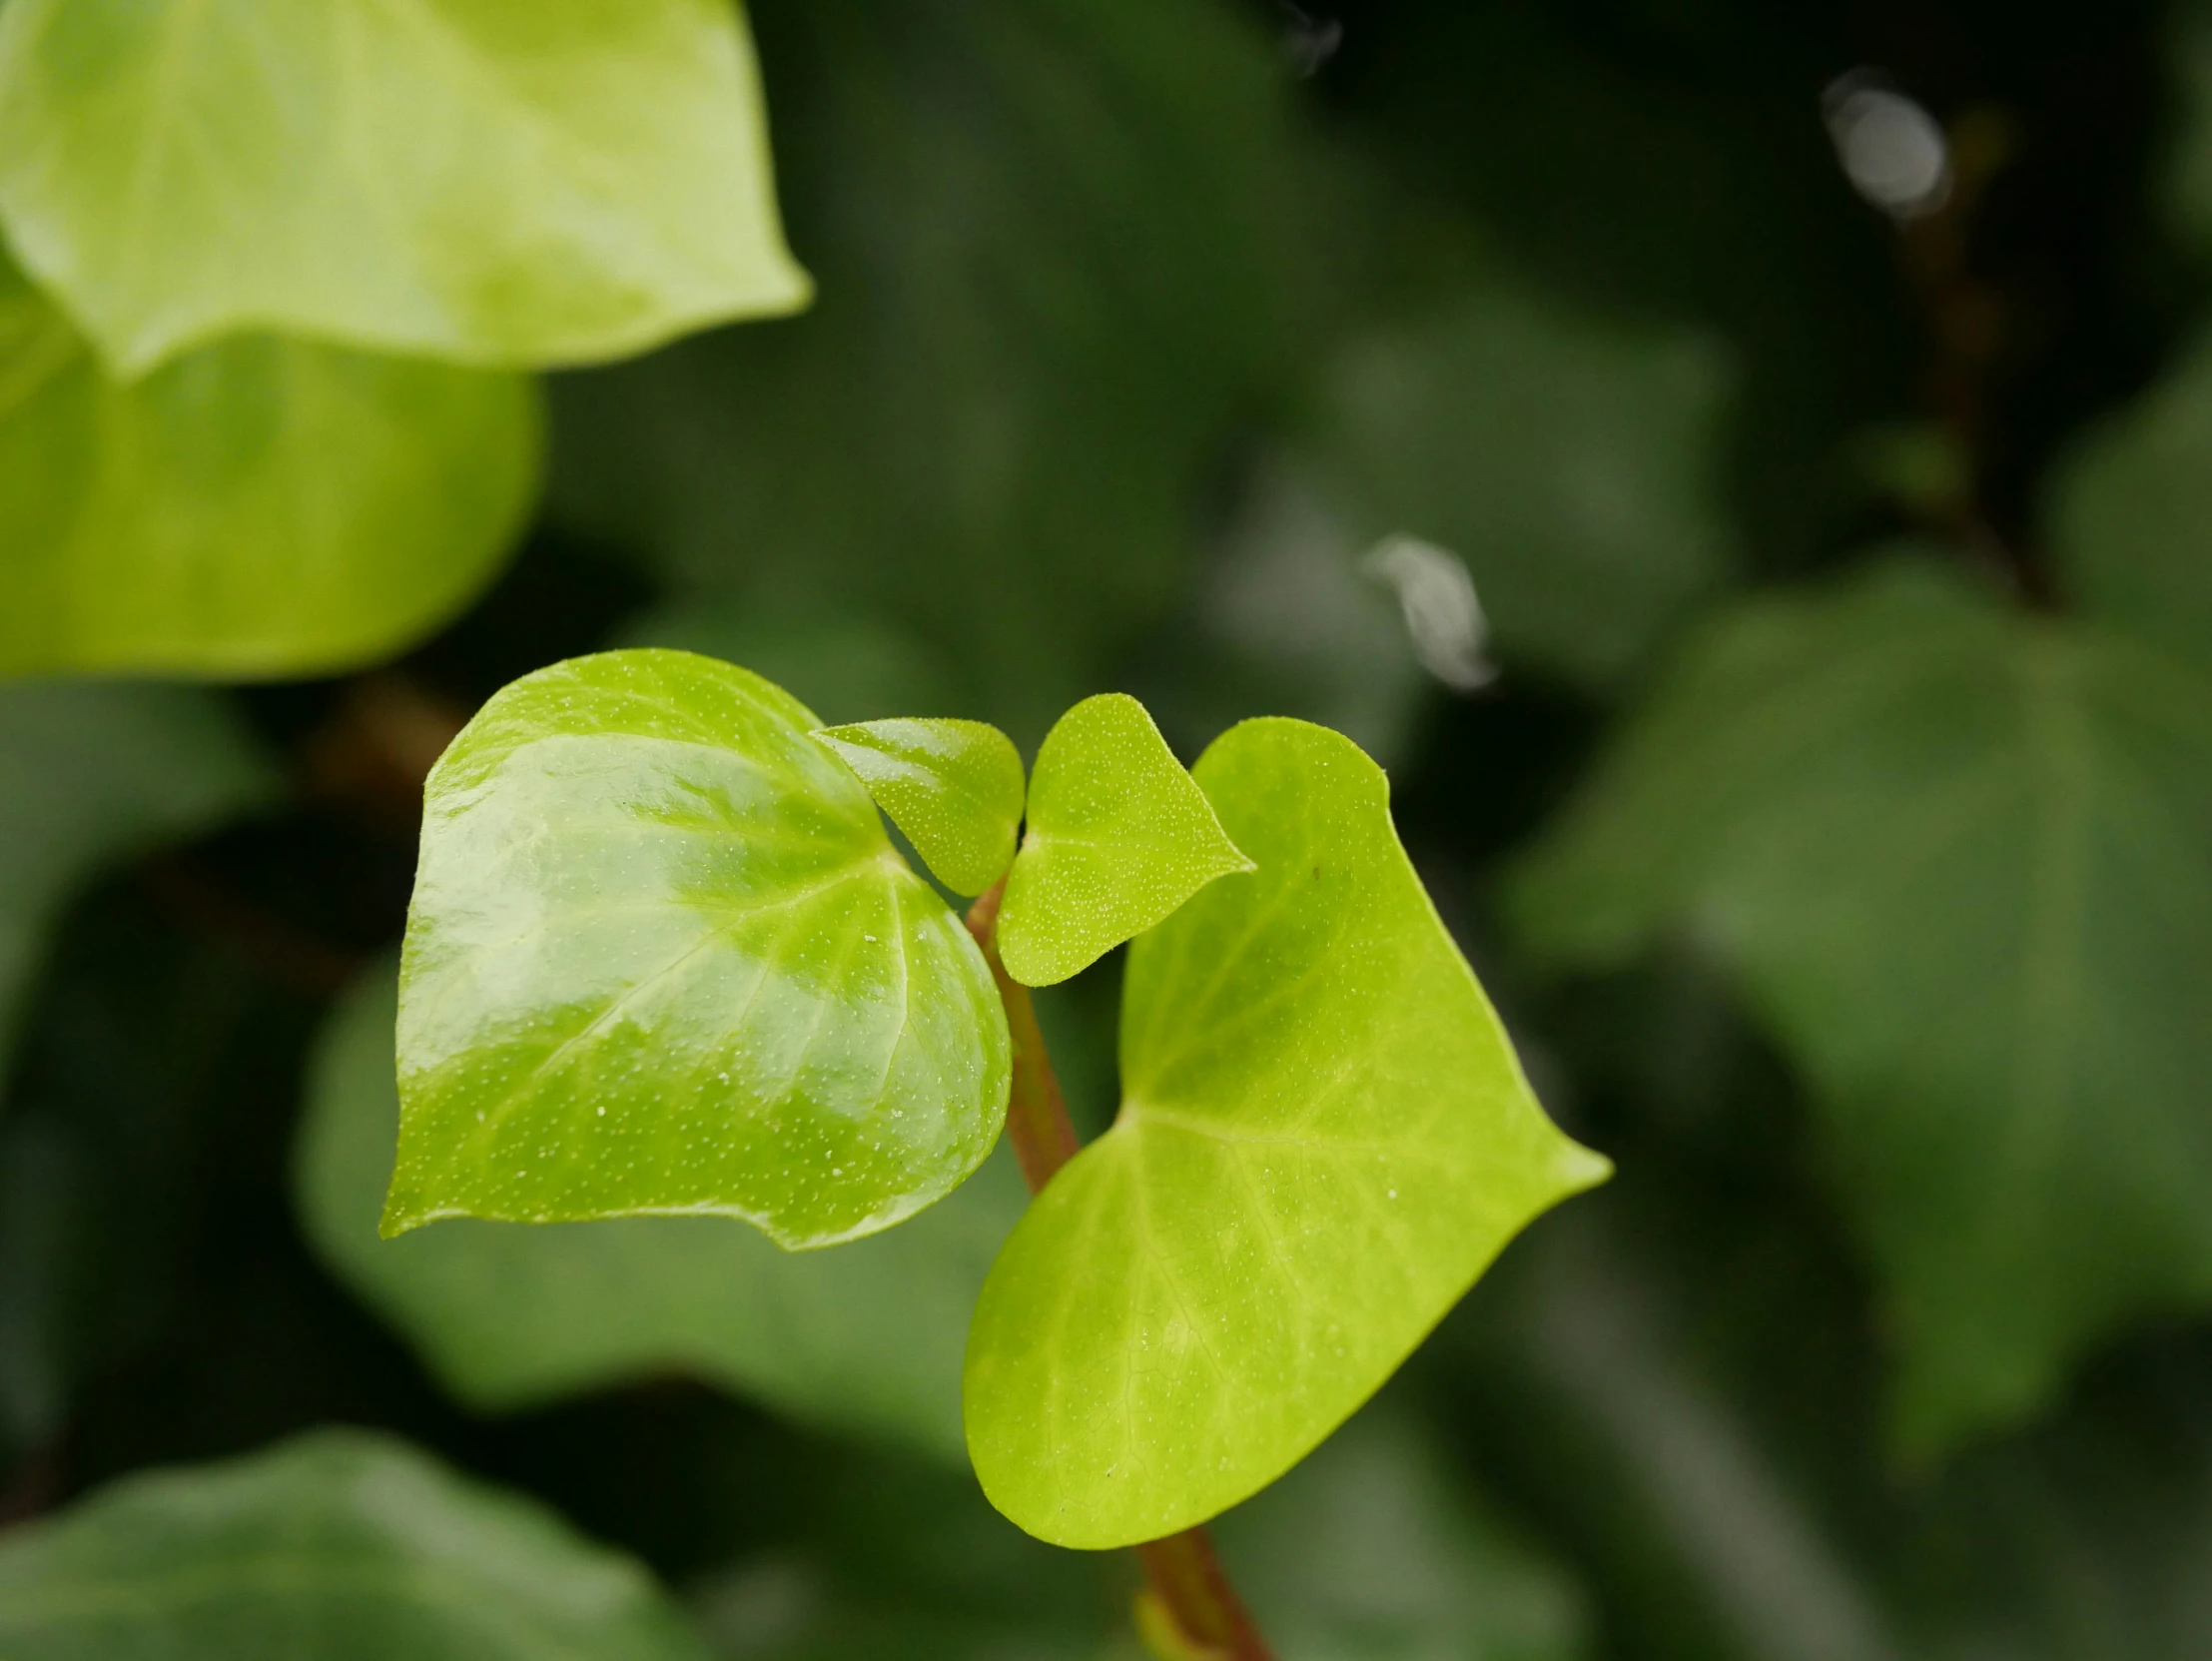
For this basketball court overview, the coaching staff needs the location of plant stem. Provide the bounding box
[964,880,1275,1661]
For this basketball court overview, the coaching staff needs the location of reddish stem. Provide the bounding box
[963,880,1274,1661]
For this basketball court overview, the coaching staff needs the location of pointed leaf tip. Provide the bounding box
[997,693,1253,988]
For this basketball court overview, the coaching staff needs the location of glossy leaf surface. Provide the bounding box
[814,718,1025,897]
[386,649,1010,1249]
[1512,561,2212,1458]
[0,682,275,1080]
[2047,323,2212,671]
[303,963,1022,1462]
[966,717,1609,1547]
[0,1429,706,1659]
[0,255,539,677]
[996,693,1251,989]
[0,0,809,373]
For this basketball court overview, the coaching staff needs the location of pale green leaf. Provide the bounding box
[0,1429,706,1659]
[301,960,1022,1462]
[1308,288,1736,687]
[965,717,1608,1548]
[0,253,539,677]
[2046,323,2212,671]
[1511,560,2212,1458]
[385,648,1010,1249]
[814,718,1025,898]
[996,693,1252,989]
[0,681,276,1081]
[0,0,809,374]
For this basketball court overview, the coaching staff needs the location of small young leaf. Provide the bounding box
[385,649,1010,1250]
[0,0,809,374]
[814,718,1026,897]
[965,717,1609,1548]
[302,961,1024,1463]
[996,693,1252,988]
[0,1430,707,1659]
[0,255,539,677]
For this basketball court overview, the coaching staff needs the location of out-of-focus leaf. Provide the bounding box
[1512,559,2212,1459]
[2046,324,2212,670]
[303,960,1021,1462]
[0,1428,708,1659]
[1443,1119,2212,1661]
[0,683,275,1080]
[547,0,1303,733]
[814,719,1025,898]
[997,693,1250,988]
[0,254,540,678]
[1305,289,1736,688]
[386,650,1009,1248]
[0,0,807,373]
[967,718,1608,1548]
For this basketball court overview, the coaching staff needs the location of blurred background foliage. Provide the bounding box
[7,0,2212,1656]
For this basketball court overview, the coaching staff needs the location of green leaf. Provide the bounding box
[814,719,1025,898]
[1306,286,1737,688]
[1510,559,2212,1458]
[385,648,1011,1249]
[0,253,540,677]
[0,0,809,374]
[545,0,1303,732]
[965,717,1608,1548]
[995,693,1251,989]
[2046,323,2212,672]
[301,960,1023,1462]
[0,682,275,1082]
[0,1428,707,1659]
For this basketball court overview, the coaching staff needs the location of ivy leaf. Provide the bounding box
[0,0,809,374]
[301,961,1022,1463]
[2046,323,2212,672]
[1510,560,2212,1459]
[0,682,276,1081]
[995,693,1252,989]
[0,254,539,677]
[0,1429,707,1659]
[385,649,1010,1250]
[964,717,1608,1548]
[814,718,1026,898]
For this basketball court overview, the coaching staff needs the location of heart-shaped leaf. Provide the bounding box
[964,716,1609,1547]
[0,0,809,373]
[303,960,1024,1462]
[814,718,1025,897]
[0,1429,707,1659]
[1510,560,2212,1458]
[0,254,539,677]
[996,693,1251,988]
[385,649,1010,1249]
